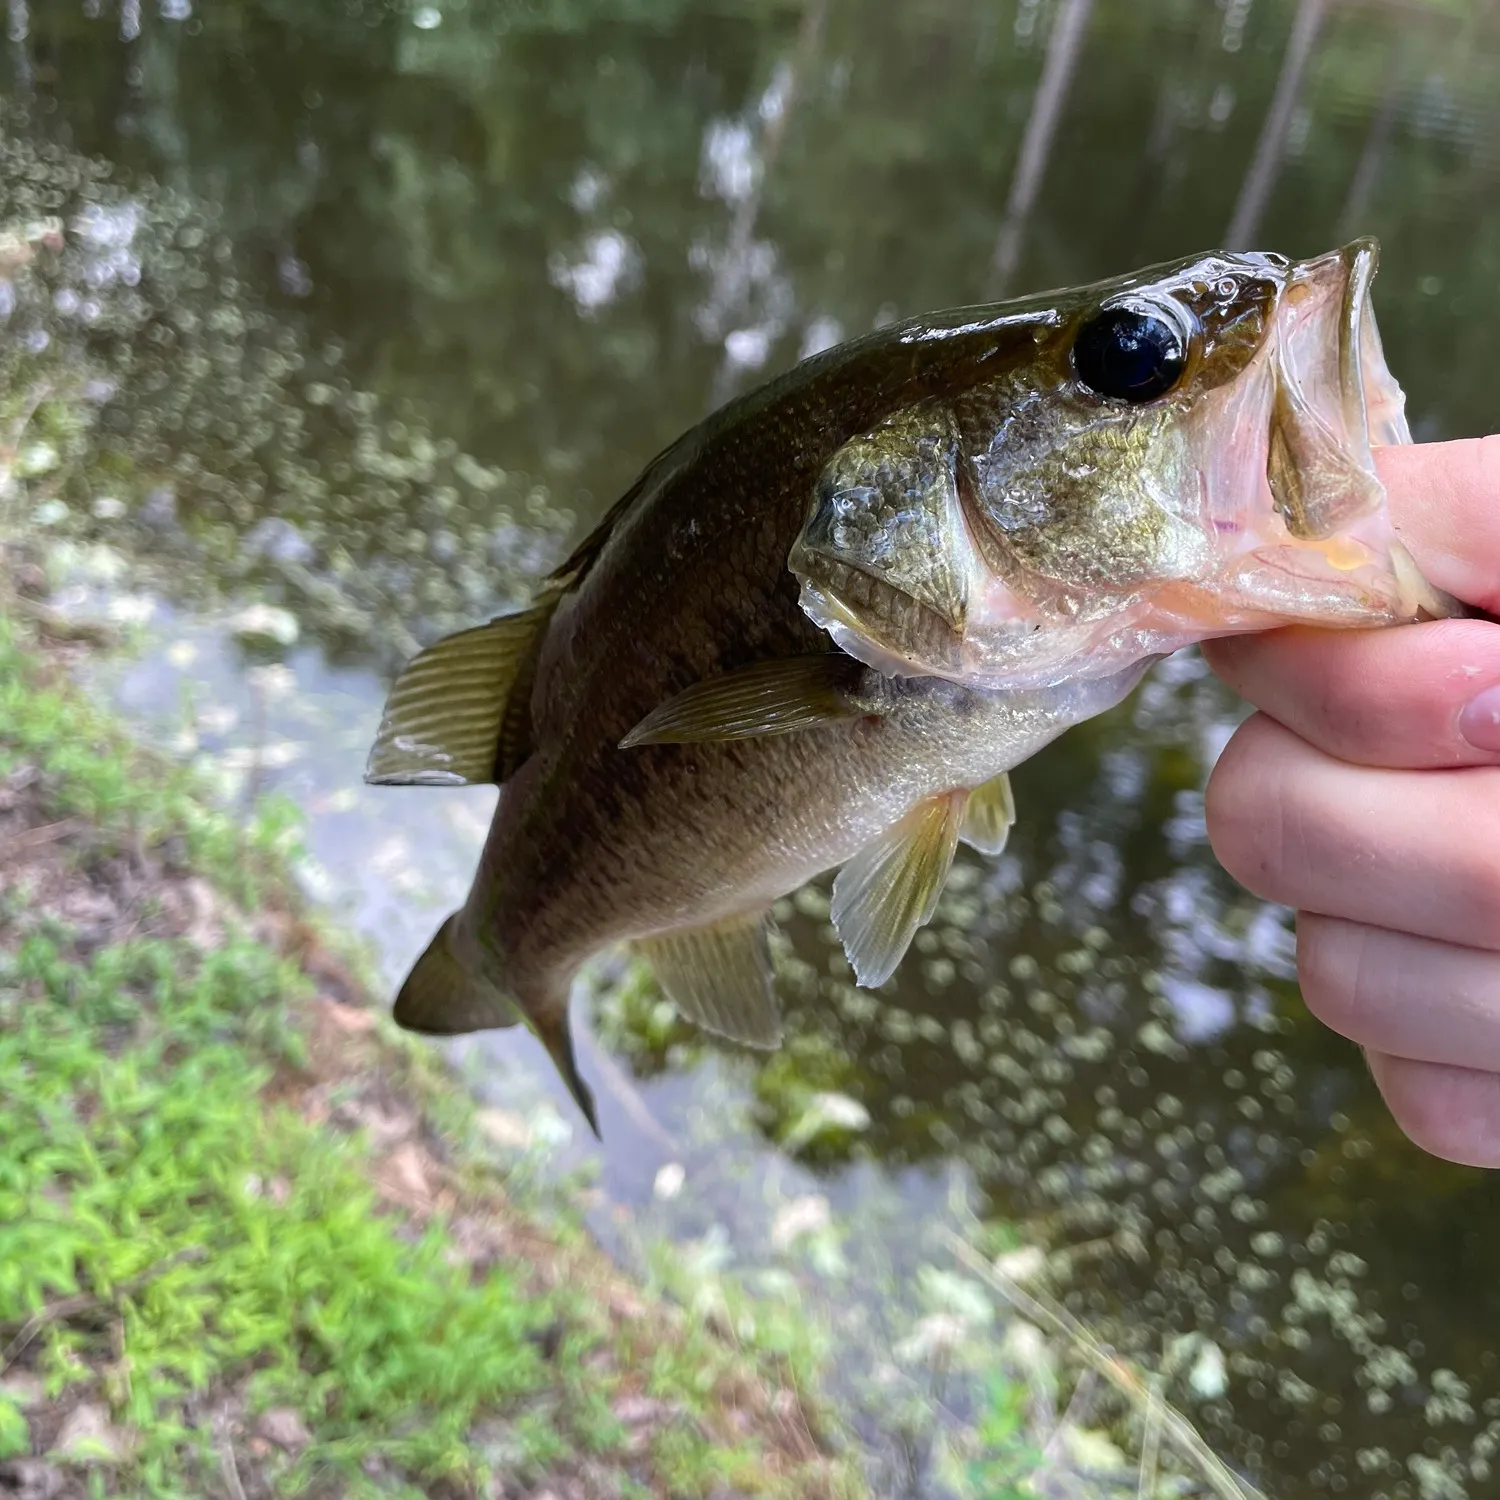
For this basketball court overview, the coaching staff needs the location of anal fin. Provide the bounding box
[959,772,1016,856]
[621,655,869,748]
[831,791,965,989]
[636,911,781,1048]
[366,587,562,786]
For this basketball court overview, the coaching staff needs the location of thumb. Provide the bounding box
[1378,436,1500,616]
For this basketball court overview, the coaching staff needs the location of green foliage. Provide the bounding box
[0,1392,29,1460]
[958,1376,1042,1500]
[0,927,553,1490]
[0,622,551,1491]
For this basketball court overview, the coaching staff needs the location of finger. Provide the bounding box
[1378,435,1500,616]
[1204,713,1500,950]
[1365,1050,1500,1169]
[1201,618,1500,769]
[1297,914,1500,1069]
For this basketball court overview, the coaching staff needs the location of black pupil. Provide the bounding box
[1072,306,1186,403]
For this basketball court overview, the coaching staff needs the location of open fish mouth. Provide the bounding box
[1263,237,1406,543]
[1241,236,1459,621]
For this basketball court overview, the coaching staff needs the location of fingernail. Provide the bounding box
[1460,685,1500,750]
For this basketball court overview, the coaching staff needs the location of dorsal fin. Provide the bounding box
[365,586,563,786]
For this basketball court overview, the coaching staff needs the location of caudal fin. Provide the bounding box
[392,912,600,1139]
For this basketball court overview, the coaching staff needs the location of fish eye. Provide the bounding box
[1071,300,1191,404]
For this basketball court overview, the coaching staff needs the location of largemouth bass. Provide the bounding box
[366,239,1451,1133]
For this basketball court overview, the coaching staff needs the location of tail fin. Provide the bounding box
[394,913,523,1035]
[392,912,600,1139]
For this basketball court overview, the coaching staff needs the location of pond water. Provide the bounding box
[5,1,1500,1496]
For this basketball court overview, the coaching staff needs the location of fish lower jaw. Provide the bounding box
[892,543,1414,692]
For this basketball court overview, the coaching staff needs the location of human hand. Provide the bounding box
[1203,437,1500,1167]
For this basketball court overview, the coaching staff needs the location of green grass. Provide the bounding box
[0,612,854,1499]
[0,932,557,1492]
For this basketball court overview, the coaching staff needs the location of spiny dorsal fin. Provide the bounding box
[636,910,781,1048]
[365,589,562,786]
[831,791,966,989]
[959,772,1016,856]
[393,913,523,1035]
[620,655,868,748]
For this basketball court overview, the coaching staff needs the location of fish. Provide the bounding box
[365,237,1454,1134]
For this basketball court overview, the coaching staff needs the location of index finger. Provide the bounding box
[1381,435,1500,616]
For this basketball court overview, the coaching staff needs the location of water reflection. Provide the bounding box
[6,1,1500,1495]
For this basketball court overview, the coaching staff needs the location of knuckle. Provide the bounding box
[1204,715,1298,900]
[1296,917,1359,1038]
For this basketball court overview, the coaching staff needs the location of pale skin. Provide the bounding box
[1203,436,1500,1168]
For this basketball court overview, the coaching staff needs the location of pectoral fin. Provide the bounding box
[366,588,562,786]
[620,655,869,748]
[831,791,966,989]
[959,772,1016,856]
[393,913,524,1035]
[637,910,781,1048]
